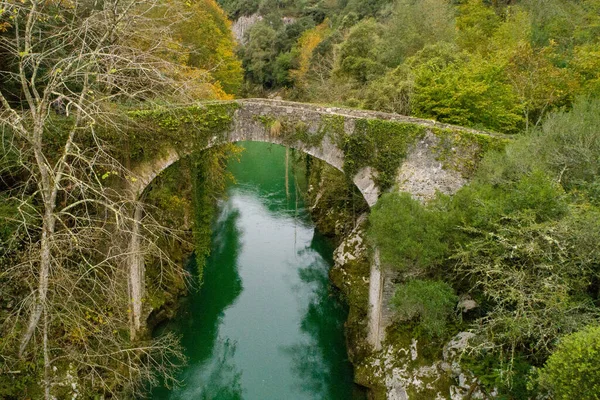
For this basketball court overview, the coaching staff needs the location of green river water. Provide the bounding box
[152,142,364,400]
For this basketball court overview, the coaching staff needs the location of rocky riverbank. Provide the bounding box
[305,157,492,400]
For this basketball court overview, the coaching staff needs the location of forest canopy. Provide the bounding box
[228,0,600,133]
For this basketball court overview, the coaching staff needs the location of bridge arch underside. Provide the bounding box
[135,136,377,208]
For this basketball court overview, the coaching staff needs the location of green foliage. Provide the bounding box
[252,114,336,148]
[522,0,600,49]
[362,65,413,115]
[216,0,260,19]
[239,15,319,88]
[451,170,568,226]
[191,145,242,283]
[342,119,425,189]
[306,156,369,239]
[452,207,597,360]
[571,43,600,97]
[538,325,600,399]
[455,0,501,55]
[343,0,393,18]
[173,0,243,94]
[462,352,535,399]
[143,161,193,312]
[126,102,239,162]
[530,97,600,195]
[240,22,280,87]
[476,97,600,202]
[381,0,455,67]
[369,193,449,270]
[335,19,385,84]
[226,0,600,135]
[392,279,457,338]
[130,102,242,287]
[410,44,524,133]
[367,97,600,393]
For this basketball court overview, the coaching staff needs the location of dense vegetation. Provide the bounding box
[370,98,600,398]
[224,0,599,133]
[0,0,242,398]
[2,0,600,398]
[218,1,600,397]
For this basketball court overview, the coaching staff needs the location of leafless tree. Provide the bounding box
[0,0,194,397]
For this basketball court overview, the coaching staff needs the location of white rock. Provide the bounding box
[410,339,418,361]
[443,331,475,362]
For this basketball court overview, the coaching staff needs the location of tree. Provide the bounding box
[172,0,243,95]
[0,1,190,397]
[289,21,331,90]
[409,43,524,133]
[362,65,413,114]
[488,8,576,130]
[382,0,455,67]
[571,43,600,97]
[240,22,279,87]
[335,18,385,84]
[455,0,501,55]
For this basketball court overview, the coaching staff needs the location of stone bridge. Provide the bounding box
[125,98,506,346]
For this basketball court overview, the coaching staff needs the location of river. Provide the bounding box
[152,142,364,400]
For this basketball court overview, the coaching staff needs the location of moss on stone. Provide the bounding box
[431,127,509,178]
[125,102,239,163]
[342,119,427,191]
[253,113,346,149]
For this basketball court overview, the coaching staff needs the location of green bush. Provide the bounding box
[410,44,524,134]
[538,324,600,400]
[448,169,568,231]
[532,97,600,194]
[392,279,457,337]
[368,192,450,270]
[335,19,385,83]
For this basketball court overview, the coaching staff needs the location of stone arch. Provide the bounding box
[125,99,506,345]
[130,100,381,207]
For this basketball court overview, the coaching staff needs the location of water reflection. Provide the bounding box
[192,339,243,400]
[283,230,355,398]
[153,207,244,399]
[153,142,361,400]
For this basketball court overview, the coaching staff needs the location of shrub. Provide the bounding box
[392,279,457,337]
[538,324,600,400]
[368,192,449,271]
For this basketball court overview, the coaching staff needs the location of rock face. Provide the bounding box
[396,131,467,202]
[355,332,491,400]
[329,216,486,400]
[231,13,263,44]
[232,15,296,44]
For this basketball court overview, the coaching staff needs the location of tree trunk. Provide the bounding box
[19,211,54,357]
[43,310,51,400]
[128,203,145,340]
